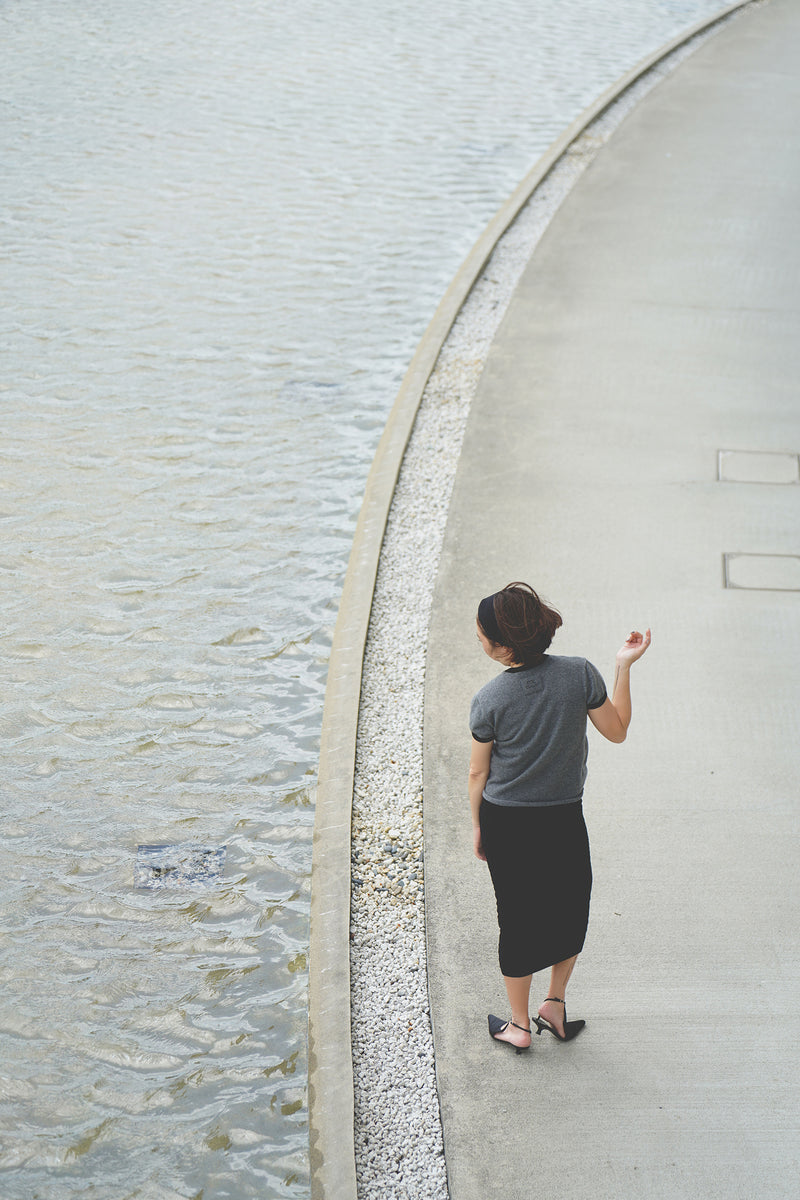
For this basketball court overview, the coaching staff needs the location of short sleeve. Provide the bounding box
[584,659,607,710]
[469,691,495,743]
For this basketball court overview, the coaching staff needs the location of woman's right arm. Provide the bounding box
[588,628,651,743]
[469,737,493,860]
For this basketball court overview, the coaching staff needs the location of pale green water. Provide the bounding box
[0,0,728,1194]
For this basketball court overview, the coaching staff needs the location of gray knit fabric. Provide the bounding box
[469,655,607,807]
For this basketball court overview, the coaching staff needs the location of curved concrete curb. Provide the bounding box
[307,3,754,1197]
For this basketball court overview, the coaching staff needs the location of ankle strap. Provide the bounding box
[545,997,564,1004]
[511,1020,531,1032]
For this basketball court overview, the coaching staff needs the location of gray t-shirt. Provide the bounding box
[469,655,607,807]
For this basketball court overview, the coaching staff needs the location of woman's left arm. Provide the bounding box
[469,737,493,860]
[589,628,651,742]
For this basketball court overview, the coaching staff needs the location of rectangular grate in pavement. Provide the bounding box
[135,844,226,889]
[718,449,800,483]
[723,553,800,591]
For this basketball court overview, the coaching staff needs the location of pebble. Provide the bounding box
[348,19,733,1198]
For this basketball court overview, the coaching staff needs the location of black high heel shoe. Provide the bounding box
[534,997,585,1042]
[487,1013,531,1055]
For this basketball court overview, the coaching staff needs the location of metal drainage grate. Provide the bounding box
[717,450,800,484]
[135,844,226,890]
[723,553,800,591]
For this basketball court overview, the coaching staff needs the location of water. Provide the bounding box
[1,0,728,1194]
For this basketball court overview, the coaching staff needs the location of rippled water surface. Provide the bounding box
[2,0,728,1194]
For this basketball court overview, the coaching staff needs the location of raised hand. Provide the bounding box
[616,628,651,666]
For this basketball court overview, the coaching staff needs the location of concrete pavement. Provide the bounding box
[424,1,800,1196]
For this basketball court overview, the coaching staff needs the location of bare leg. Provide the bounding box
[537,955,578,1037]
[492,973,532,1048]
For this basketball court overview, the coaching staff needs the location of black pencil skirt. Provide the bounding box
[479,798,592,978]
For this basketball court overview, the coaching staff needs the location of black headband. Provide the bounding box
[478,593,503,644]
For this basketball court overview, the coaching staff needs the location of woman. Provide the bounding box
[469,582,650,1053]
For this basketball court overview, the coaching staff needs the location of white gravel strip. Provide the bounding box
[349,19,736,1198]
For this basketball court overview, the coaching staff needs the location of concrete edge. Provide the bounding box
[306,4,754,1197]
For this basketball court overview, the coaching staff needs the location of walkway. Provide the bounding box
[424,1,800,1196]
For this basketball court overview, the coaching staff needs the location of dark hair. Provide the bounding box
[478,582,562,665]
